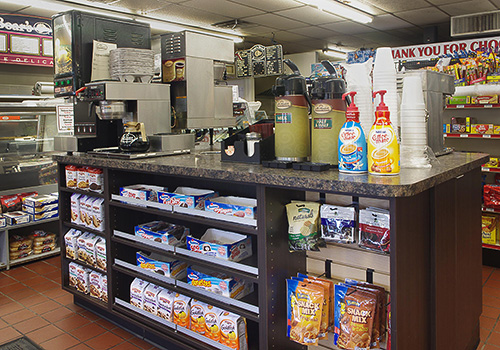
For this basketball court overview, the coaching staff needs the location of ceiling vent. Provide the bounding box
[451,10,500,37]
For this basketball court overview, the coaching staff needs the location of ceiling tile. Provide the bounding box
[320,21,372,35]
[0,2,31,12]
[230,0,302,12]
[106,0,167,12]
[241,25,277,35]
[148,4,232,26]
[324,34,372,49]
[181,0,265,18]
[243,13,308,30]
[366,14,412,30]
[17,7,57,18]
[266,30,310,43]
[438,1,496,16]
[288,26,337,39]
[294,39,329,49]
[276,6,344,25]
[491,0,500,8]
[342,0,388,15]
[395,7,450,26]
[364,0,432,12]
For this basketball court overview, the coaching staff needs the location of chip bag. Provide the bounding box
[286,201,321,251]
[287,279,324,346]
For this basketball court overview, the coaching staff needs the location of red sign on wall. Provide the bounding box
[0,14,53,67]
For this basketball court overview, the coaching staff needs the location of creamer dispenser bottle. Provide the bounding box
[338,91,367,173]
[272,59,312,162]
[368,90,400,175]
[310,60,346,165]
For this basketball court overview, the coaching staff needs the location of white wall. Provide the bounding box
[284,51,318,77]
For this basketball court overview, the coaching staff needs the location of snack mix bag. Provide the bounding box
[287,279,324,346]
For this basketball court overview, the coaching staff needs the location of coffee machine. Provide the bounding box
[160,31,235,129]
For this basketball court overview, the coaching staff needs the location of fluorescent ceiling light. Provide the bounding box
[323,49,347,59]
[297,0,373,23]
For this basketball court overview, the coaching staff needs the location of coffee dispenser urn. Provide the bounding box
[272,59,312,162]
[310,60,347,165]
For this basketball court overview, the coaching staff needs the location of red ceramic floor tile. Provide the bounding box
[65,303,85,313]
[31,280,60,293]
[128,337,157,350]
[54,293,76,306]
[19,293,50,308]
[0,318,8,330]
[25,324,65,344]
[55,314,91,332]
[0,274,17,288]
[486,279,500,290]
[110,342,141,350]
[2,308,37,325]
[484,266,495,273]
[0,294,13,306]
[43,306,76,323]
[489,270,500,281]
[483,315,497,330]
[79,310,101,321]
[488,331,500,346]
[485,287,500,299]
[40,333,80,350]
[71,322,107,342]
[85,331,123,349]
[6,267,38,281]
[0,326,22,344]
[482,328,491,342]
[44,256,62,266]
[22,275,52,287]
[0,301,24,317]
[12,316,49,334]
[8,287,40,302]
[484,295,500,309]
[0,282,26,295]
[483,306,500,319]
[29,299,61,315]
[68,344,93,350]
[27,263,59,275]
[43,286,68,299]
[485,342,500,348]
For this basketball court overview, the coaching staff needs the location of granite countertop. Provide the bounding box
[54,151,488,198]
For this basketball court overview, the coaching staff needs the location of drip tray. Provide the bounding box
[88,147,190,159]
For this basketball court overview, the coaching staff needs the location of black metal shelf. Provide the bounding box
[63,284,108,311]
[110,199,258,236]
[113,299,234,350]
[112,232,259,283]
[60,187,106,198]
[0,216,59,232]
[63,221,106,237]
[113,263,259,322]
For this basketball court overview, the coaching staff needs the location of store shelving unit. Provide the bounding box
[56,153,485,350]
[446,104,500,109]
[445,133,500,139]
[0,184,59,270]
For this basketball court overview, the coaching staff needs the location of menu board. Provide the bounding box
[235,44,283,78]
[0,14,53,67]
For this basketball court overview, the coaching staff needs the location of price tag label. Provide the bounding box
[485,104,493,108]
[460,134,468,137]
[483,167,490,172]
[484,134,492,138]
[457,105,465,108]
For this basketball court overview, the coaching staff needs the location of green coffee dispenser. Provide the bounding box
[272,59,312,162]
[310,60,347,165]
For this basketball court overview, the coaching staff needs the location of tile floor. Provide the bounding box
[0,257,498,350]
[0,256,160,350]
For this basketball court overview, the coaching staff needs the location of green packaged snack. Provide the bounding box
[286,201,321,251]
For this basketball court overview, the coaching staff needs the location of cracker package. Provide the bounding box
[157,289,176,321]
[334,284,377,350]
[286,201,321,251]
[204,304,224,342]
[286,279,324,346]
[190,299,208,335]
[173,293,191,328]
[320,204,356,243]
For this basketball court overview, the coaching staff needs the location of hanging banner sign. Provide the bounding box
[392,36,500,61]
[0,14,53,67]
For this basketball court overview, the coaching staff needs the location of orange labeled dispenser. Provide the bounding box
[368,90,400,175]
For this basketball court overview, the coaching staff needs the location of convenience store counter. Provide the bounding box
[54,151,487,350]
[54,151,487,197]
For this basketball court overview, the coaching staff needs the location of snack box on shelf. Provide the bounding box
[219,310,248,350]
[158,187,217,209]
[22,202,58,214]
[471,95,499,104]
[119,185,166,202]
[0,215,5,228]
[143,284,164,315]
[484,157,500,168]
[136,251,187,279]
[186,229,252,262]
[4,211,31,225]
[204,196,257,219]
[33,242,57,255]
[471,124,495,134]
[186,266,254,300]
[29,209,58,222]
[483,215,498,245]
[22,195,58,208]
[447,96,470,105]
[130,278,149,309]
[134,221,188,247]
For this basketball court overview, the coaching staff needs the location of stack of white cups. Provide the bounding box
[373,47,399,138]
[400,75,427,147]
[344,58,373,138]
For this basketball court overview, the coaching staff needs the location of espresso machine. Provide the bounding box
[160,31,235,129]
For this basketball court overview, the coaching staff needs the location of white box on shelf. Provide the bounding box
[186,229,252,262]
